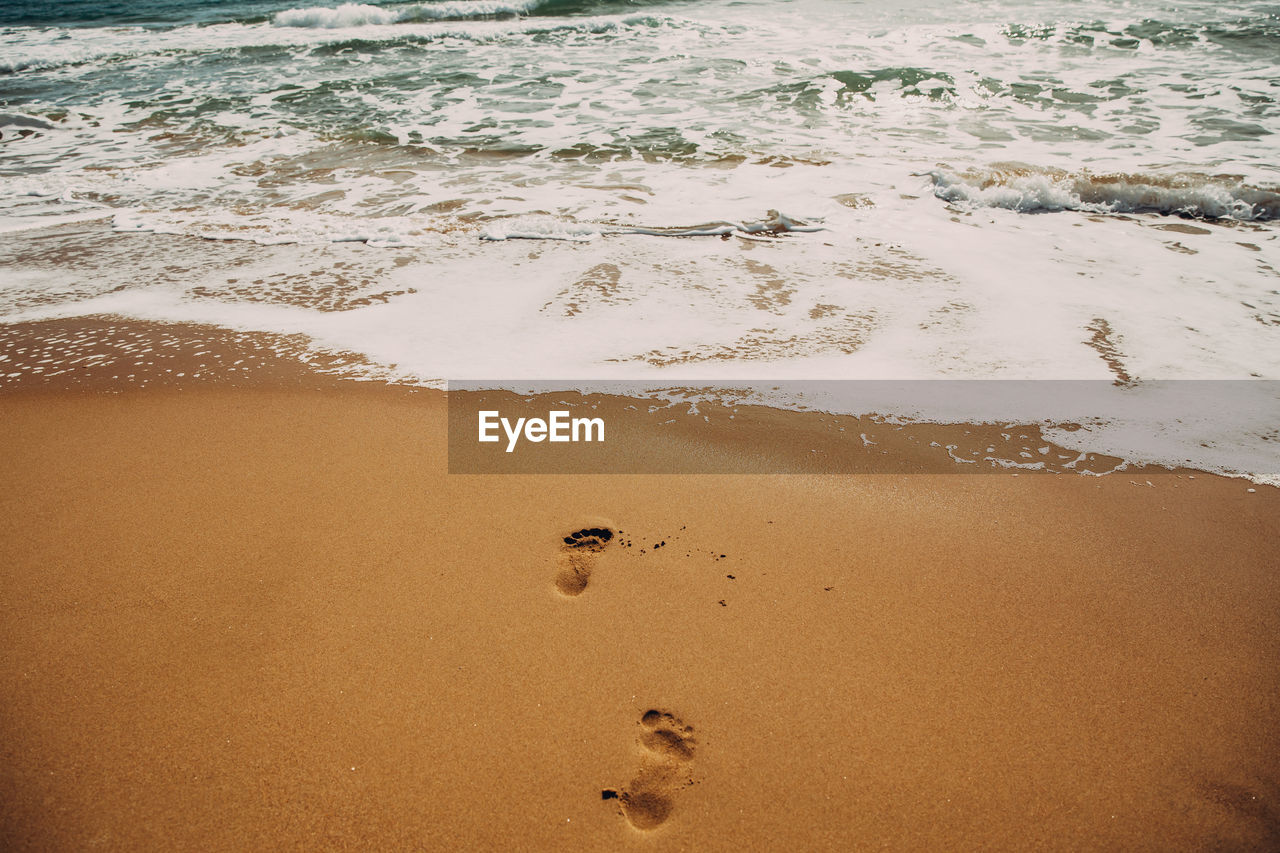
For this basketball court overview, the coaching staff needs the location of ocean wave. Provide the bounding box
[0,113,56,138]
[0,10,651,77]
[479,210,824,241]
[105,207,823,246]
[999,15,1280,54]
[273,0,551,28]
[478,216,602,242]
[928,165,1280,221]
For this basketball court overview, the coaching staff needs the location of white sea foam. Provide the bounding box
[0,211,114,235]
[0,11,643,75]
[274,3,401,27]
[273,0,551,28]
[4,0,1280,483]
[479,216,601,241]
[478,210,825,241]
[929,167,1280,220]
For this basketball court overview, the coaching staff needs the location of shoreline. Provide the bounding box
[2,381,1277,849]
[3,315,1274,483]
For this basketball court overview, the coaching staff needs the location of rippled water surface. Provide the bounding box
[2,0,1279,478]
[4,0,1279,229]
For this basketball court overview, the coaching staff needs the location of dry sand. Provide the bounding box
[1,327,1279,850]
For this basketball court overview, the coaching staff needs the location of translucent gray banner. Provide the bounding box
[446,380,1280,478]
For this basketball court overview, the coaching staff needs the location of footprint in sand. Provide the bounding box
[605,710,697,830]
[554,526,614,596]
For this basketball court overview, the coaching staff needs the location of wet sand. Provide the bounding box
[2,373,1278,850]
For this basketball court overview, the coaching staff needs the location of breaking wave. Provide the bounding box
[274,0,555,28]
[929,165,1280,221]
[479,210,825,241]
[270,0,688,27]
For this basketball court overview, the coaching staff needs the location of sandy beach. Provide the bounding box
[5,0,1280,845]
[2,352,1278,849]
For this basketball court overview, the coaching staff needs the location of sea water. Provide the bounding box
[1,0,1278,478]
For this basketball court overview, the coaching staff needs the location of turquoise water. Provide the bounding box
[4,0,1278,228]
[0,0,661,27]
